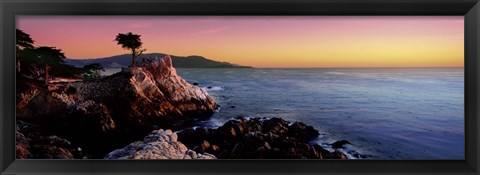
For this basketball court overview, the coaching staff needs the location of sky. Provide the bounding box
[17,16,464,68]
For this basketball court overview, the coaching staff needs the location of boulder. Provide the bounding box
[215,120,246,142]
[244,118,263,132]
[313,144,348,159]
[230,132,270,158]
[176,127,214,148]
[105,129,216,159]
[263,117,289,135]
[288,122,320,142]
[194,140,211,153]
[331,140,351,149]
[15,130,31,159]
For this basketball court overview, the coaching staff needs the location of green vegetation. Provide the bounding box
[114,32,146,67]
[16,29,104,83]
[82,63,105,81]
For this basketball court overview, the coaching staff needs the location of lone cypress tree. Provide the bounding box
[114,32,146,67]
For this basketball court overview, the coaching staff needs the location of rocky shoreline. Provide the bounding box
[177,117,347,159]
[16,55,350,159]
[16,56,217,158]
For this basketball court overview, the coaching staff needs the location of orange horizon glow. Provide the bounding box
[17,16,464,68]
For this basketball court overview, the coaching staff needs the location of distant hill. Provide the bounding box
[65,53,253,69]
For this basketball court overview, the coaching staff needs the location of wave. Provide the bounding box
[202,86,223,91]
[311,137,371,159]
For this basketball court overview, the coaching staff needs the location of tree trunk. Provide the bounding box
[17,58,21,73]
[131,49,136,67]
[45,64,49,85]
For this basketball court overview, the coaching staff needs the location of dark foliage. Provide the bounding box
[114,32,146,67]
[82,63,105,81]
[16,29,34,50]
[16,29,84,80]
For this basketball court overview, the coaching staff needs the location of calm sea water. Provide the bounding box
[106,68,465,159]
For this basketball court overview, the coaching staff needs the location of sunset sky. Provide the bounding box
[17,16,464,68]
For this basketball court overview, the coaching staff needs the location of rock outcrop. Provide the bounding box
[16,120,84,159]
[177,117,348,159]
[16,55,218,158]
[105,129,216,159]
[15,129,31,159]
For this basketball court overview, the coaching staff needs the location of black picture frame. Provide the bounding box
[1,0,479,174]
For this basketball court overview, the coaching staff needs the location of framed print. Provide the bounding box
[1,0,479,174]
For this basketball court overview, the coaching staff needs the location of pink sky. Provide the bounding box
[17,16,464,68]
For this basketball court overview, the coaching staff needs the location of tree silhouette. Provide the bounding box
[82,63,104,81]
[114,32,146,67]
[17,29,84,82]
[23,46,66,84]
[16,29,34,50]
[16,29,35,73]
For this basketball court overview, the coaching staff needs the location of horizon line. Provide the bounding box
[203,66,465,69]
[65,52,464,69]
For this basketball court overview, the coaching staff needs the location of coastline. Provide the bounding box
[176,67,464,159]
[15,57,464,159]
[15,56,351,159]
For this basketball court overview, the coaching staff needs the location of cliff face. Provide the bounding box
[66,55,217,129]
[16,55,218,158]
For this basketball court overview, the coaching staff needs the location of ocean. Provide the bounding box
[107,67,465,159]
